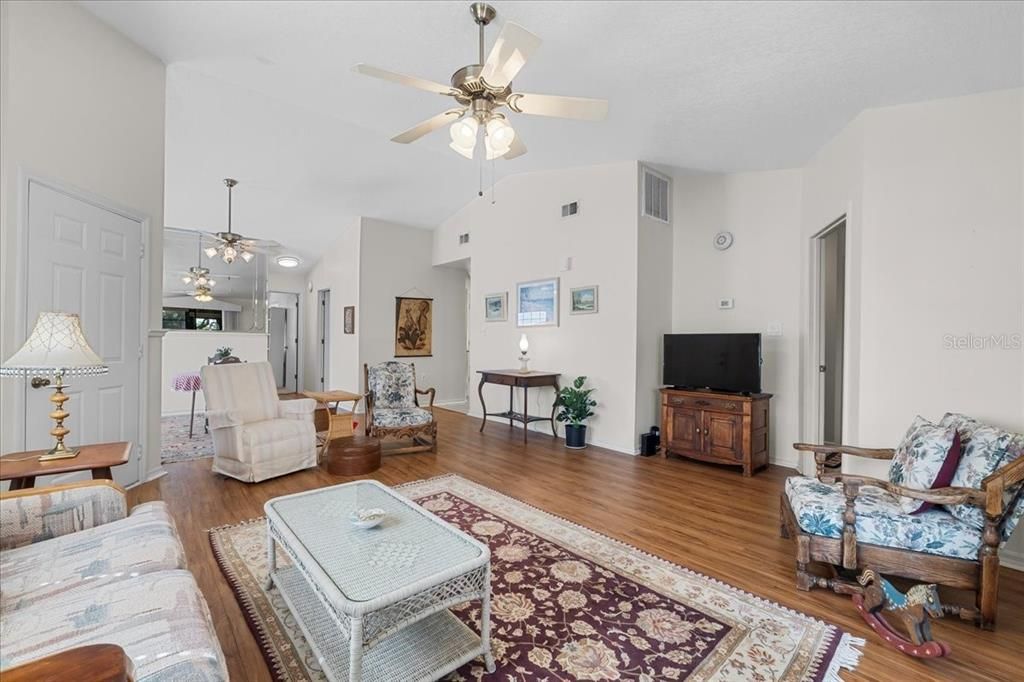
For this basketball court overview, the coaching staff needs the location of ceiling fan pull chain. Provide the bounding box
[491,157,496,205]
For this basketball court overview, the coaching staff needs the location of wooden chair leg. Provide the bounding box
[978,548,1000,629]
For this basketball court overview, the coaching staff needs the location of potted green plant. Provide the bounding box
[555,376,597,450]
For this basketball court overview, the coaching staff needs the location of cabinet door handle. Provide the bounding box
[704,428,709,435]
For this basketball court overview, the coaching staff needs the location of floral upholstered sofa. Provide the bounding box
[782,412,1024,628]
[0,480,227,680]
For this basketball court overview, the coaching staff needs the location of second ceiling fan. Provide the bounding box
[354,2,608,161]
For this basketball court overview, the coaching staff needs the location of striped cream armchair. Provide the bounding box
[201,361,317,482]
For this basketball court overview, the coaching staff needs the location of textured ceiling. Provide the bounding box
[80,1,1023,269]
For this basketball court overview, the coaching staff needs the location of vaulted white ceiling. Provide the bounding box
[81,1,1023,270]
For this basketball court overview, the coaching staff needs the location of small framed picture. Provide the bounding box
[343,306,355,334]
[484,292,507,322]
[517,277,559,327]
[570,285,599,315]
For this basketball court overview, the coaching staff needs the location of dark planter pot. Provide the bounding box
[564,424,588,450]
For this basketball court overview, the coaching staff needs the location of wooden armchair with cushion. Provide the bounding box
[781,413,1023,629]
[363,361,437,454]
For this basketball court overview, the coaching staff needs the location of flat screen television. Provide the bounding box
[663,333,762,393]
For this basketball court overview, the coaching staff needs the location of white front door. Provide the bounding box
[23,181,144,487]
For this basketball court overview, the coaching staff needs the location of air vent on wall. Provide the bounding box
[641,166,671,223]
[561,201,579,218]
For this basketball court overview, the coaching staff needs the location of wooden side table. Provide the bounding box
[477,370,561,444]
[304,389,362,459]
[0,442,132,490]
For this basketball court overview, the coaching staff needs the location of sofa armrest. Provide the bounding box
[206,408,245,430]
[0,480,127,551]
[278,398,316,421]
[3,644,133,682]
[793,442,896,459]
[818,473,988,507]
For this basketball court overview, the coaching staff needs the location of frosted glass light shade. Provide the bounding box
[486,117,515,153]
[0,312,108,377]
[519,334,529,354]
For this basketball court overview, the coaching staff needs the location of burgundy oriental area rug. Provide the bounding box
[209,474,863,681]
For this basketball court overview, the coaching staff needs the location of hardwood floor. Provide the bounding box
[131,408,1023,681]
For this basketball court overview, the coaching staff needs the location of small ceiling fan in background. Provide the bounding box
[173,178,280,265]
[354,2,608,160]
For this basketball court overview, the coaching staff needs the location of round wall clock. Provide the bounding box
[714,231,734,250]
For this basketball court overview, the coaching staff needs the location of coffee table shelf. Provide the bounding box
[274,565,483,682]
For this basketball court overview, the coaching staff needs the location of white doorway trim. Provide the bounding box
[805,210,855,470]
[13,168,152,486]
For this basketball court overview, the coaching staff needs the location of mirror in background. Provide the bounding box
[162,227,268,333]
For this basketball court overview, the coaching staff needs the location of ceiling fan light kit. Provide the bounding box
[354,2,607,162]
[201,178,278,265]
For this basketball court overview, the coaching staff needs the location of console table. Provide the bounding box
[477,370,560,444]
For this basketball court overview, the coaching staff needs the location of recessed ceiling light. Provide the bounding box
[276,255,301,268]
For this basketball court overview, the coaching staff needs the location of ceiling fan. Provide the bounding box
[199,179,280,264]
[353,2,608,160]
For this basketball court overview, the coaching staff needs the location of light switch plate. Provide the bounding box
[718,298,734,310]
[766,323,783,337]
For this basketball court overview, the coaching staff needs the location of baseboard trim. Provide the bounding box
[1001,548,1024,572]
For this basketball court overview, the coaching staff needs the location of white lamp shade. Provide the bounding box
[519,334,529,353]
[0,312,108,377]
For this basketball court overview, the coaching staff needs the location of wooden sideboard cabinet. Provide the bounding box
[660,388,772,476]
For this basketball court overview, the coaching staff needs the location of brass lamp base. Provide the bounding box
[40,375,79,461]
[41,442,80,461]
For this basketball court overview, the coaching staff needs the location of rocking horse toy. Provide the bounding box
[852,568,951,658]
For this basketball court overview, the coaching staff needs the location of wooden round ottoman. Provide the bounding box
[325,434,381,476]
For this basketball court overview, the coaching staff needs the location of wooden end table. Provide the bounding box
[304,389,363,460]
[0,441,132,490]
[477,370,561,444]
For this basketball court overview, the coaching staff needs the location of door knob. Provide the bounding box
[819,365,827,373]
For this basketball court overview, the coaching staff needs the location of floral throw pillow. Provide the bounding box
[944,423,1021,531]
[888,416,960,514]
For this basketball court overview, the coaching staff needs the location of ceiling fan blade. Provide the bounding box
[353,63,457,96]
[237,238,281,249]
[507,92,608,121]
[391,109,465,144]
[503,134,527,160]
[480,23,541,89]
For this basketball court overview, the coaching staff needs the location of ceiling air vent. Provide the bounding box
[561,201,580,218]
[641,166,671,223]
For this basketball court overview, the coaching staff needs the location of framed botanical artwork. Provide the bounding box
[484,292,507,322]
[343,306,355,334]
[394,297,433,357]
[516,277,559,327]
[570,285,599,314]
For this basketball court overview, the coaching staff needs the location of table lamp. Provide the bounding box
[0,312,108,460]
[518,333,530,372]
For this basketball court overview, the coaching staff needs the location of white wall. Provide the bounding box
[302,218,361,393]
[359,218,468,405]
[438,161,642,454]
[635,210,674,439]
[672,169,804,466]
[0,0,166,480]
[160,331,269,415]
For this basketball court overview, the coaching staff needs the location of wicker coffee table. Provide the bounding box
[264,480,495,682]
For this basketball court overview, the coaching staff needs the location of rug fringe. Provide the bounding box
[822,634,865,682]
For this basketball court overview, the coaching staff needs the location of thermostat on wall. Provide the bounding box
[718,298,734,310]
